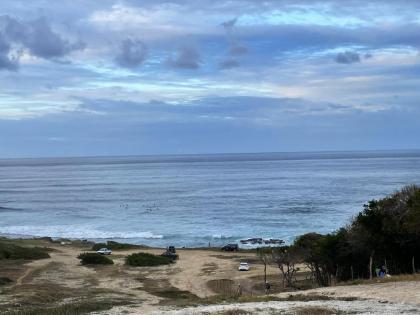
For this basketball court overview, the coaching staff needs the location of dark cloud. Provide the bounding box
[228,41,248,56]
[220,17,248,61]
[218,58,240,69]
[115,38,148,68]
[23,18,85,59]
[167,46,200,69]
[335,51,361,64]
[221,17,237,31]
[0,15,84,70]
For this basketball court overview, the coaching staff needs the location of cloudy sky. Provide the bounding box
[1,0,419,157]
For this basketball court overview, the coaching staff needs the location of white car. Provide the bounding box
[238,262,250,271]
[96,248,112,255]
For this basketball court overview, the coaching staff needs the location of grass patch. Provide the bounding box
[294,306,344,315]
[0,276,13,285]
[3,299,129,315]
[139,276,199,305]
[126,252,171,267]
[92,241,147,251]
[0,241,50,260]
[77,253,113,265]
[211,310,252,315]
[150,288,198,300]
[207,279,237,297]
[196,293,338,306]
[339,273,420,286]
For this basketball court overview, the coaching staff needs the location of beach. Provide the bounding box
[1,238,420,314]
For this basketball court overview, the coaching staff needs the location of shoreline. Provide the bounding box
[0,234,286,250]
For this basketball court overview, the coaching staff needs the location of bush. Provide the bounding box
[0,242,50,260]
[125,252,171,267]
[91,241,146,251]
[77,252,113,265]
[293,185,420,285]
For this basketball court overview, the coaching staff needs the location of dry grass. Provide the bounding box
[207,279,237,297]
[138,276,199,305]
[0,275,134,314]
[210,310,252,315]
[3,299,131,315]
[340,273,420,286]
[0,259,26,282]
[200,262,219,275]
[294,306,344,315]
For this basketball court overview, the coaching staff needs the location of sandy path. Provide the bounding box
[167,250,279,298]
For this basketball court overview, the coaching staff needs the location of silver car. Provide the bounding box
[238,262,250,271]
[96,248,112,255]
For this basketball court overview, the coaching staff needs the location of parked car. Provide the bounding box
[96,248,112,255]
[221,244,238,251]
[161,246,178,262]
[238,262,250,271]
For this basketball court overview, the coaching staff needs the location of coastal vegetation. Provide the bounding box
[4,300,130,315]
[125,252,172,266]
[270,185,420,287]
[77,252,114,265]
[0,241,50,260]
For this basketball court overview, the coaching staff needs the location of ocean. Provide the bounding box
[1,150,420,248]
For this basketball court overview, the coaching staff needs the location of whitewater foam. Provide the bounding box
[0,225,163,240]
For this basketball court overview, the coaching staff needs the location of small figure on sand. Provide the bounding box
[377,266,387,278]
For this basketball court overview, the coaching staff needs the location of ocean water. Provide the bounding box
[1,150,420,248]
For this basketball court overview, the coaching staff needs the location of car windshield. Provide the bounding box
[240,262,248,265]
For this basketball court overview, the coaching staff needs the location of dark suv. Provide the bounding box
[161,246,178,262]
[221,244,239,251]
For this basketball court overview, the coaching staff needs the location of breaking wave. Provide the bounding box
[0,225,163,240]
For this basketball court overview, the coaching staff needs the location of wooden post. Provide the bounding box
[369,251,374,280]
[351,265,354,281]
[264,261,267,283]
[413,256,416,274]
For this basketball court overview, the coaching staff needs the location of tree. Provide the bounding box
[272,246,301,288]
[257,247,271,284]
[294,233,332,287]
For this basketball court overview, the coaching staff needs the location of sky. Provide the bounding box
[0,0,420,158]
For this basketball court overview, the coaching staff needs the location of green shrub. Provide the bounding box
[125,252,171,267]
[77,252,113,265]
[91,241,146,251]
[0,242,50,260]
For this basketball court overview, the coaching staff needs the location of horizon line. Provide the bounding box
[1,148,420,161]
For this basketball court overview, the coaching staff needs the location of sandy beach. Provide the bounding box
[1,238,420,314]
